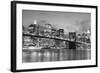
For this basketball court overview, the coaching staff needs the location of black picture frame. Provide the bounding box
[11,1,98,72]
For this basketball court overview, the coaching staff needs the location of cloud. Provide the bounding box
[74,19,90,33]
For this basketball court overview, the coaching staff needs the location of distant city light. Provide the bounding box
[87,29,90,34]
[33,20,37,24]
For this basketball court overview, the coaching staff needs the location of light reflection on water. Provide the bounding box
[22,49,91,63]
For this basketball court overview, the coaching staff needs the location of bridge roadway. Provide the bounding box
[23,33,90,46]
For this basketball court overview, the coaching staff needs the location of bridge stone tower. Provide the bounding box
[69,32,76,49]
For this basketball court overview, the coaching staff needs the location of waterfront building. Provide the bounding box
[51,28,57,37]
[43,24,52,37]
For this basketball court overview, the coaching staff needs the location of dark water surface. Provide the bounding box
[22,49,91,63]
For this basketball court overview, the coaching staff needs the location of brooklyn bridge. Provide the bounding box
[22,32,91,63]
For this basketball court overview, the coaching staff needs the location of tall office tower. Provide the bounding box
[28,20,38,34]
[44,24,52,36]
[55,29,64,38]
[59,29,64,38]
[51,28,56,37]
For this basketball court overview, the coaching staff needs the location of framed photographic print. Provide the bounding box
[11,1,98,72]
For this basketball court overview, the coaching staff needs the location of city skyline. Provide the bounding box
[22,10,91,33]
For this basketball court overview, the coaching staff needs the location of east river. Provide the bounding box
[22,48,91,63]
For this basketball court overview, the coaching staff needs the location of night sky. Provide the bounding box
[22,10,91,34]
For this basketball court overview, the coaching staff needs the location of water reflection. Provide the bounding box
[22,49,91,63]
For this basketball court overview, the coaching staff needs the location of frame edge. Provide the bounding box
[11,1,17,72]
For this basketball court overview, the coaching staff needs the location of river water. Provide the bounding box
[22,49,91,63]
